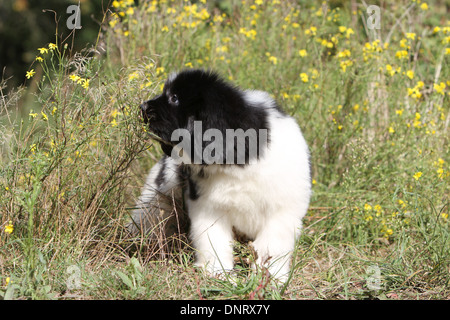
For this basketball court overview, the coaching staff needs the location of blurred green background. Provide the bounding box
[0,0,107,88]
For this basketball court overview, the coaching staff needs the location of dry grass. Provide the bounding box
[1,0,449,300]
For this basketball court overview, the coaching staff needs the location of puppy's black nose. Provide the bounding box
[140,102,149,123]
[140,102,148,112]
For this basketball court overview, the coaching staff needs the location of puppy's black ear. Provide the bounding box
[199,74,270,165]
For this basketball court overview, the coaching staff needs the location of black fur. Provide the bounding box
[141,69,269,165]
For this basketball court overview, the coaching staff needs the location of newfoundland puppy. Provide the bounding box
[129,69,311,282]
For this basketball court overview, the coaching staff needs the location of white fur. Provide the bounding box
[131,90,311,282]
[187,91,311,281]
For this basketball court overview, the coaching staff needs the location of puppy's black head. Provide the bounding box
[141,69,268,163]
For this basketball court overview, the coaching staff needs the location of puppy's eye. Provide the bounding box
[169,94,179,105]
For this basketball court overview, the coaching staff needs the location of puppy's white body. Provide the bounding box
[131,89,311,282]
[187,90,311,280]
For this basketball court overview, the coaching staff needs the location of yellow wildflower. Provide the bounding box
[345,28,354,38]
[128,72,139,81]
[395,50,408,59]
[413,171,423,180]
[337,49,351,59]
[298,49,307,57]
[406,70,414,79]
[420,2,428,10]
[38,47,48,54]
[81,79,89,89]
[305,26,317,36]
[48,43,57,50]
[385,64,396,76]
[4,221,14,234]
[433,82,446,95]
[300,73,308,83]
[26,69,36,79]
[69,74,81,83]
[268,55,278,65]
[340,60,353,72]
[405,33,416,40]
[126,7,134,15]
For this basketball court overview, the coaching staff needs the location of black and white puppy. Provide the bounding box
[130,69,311,282]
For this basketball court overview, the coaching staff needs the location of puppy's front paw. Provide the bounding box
[194,258,234,278]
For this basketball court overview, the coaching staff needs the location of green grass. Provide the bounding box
[0,0,448,299]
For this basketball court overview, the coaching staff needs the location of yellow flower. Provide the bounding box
[29,110,38,118]
[337,49,351,59]
[161,25,169,32]
[405,33,416,40]
[420,2,428,10]
[48,43,57,50]
[345,28,354,38]
[406,70,414,79]
[268,55,278,65]
[364,204,372,211]
[389,126,395,134]
[239,28,257,40]
[413,171,423,180]
[340,60,353,72]
[41,111,48,121]
[395,50,408,59]
[36,56,43,62]
[111,109,122,118]
[433,82,446,95]
[4,221,14,234]
[69,74,81,83]
[441,212,448,220]
[305,26,317,36]
[298,49,307,57]
[126,7,134,16]
[300,73,308,83]
[81,79,89,89]
[38,47,48,54]
[128,72,139,81]
[26,69,36,79]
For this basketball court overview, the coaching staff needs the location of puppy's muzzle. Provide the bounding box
[140,101,151,123]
